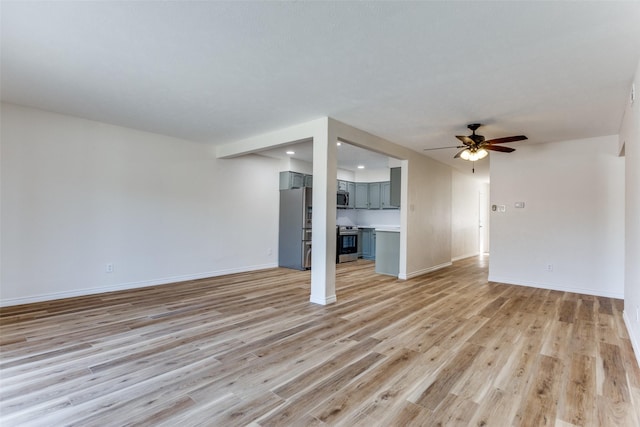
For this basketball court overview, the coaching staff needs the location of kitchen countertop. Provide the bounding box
[375,226,400,232]
[357,224,400,232]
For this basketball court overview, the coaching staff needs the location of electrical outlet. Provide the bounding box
[546,264,553,272]
[106,263,114,273]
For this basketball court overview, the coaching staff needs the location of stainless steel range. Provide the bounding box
[337,226,358,263]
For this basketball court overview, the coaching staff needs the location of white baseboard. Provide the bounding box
[487,275,624,299]
[623,310,640,369]
[451,252,479,262]
[309,294,337,305]
[399,261,453,280]
[0,262,279,307]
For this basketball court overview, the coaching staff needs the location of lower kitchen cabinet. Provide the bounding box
[360,228,376,260]
[375,230,400,276]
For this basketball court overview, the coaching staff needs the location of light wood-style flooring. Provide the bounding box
[1,257,639,426]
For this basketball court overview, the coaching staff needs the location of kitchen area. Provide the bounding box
[277,155,402,277]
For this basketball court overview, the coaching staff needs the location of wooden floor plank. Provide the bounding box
[513,354,564,426]
[1,257,638,426]
[558,353,597,427]
[410,342,484,410]
[309,348,419,424]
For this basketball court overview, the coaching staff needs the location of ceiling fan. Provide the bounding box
[425,124,527,172]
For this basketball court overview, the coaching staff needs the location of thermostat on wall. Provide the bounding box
[515,202,525,208]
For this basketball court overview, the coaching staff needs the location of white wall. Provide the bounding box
[336,168,355,181]
[479,183,490,253]
[403,155,452,277]
[489,135,625,298]
[451,170,482,261]
[283,158,313,175]
[620,60,640,363]
[354,168,390,182]
[1,104,281,305]
[355,209,400,227]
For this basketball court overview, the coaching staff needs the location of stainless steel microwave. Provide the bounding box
[337,190,349,208]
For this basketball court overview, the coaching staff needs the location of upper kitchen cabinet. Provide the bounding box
[354,181,398,210]
[280,171,311,190]
[355,183,369,209]
[347,181,356,208]
[304,174,313,188]
[337,180,356,208]
[381,182,392,209]
[390,167,401,207]
[368,182,381,209]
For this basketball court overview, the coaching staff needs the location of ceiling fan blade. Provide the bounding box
[485,145,515,153]
[456,135,474,145]
[453,148,468,158]
[485,135,527,144]
[424,145,465,151]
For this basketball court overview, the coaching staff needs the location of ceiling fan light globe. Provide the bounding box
[476,148,488,160]
[460,149,472,160]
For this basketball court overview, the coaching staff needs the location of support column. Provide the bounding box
[310,121,337,305]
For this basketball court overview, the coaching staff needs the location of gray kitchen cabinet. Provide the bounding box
[390,167,401,207]
[338,180,356,209]
[347,181,356,208]
[355,181,398,210]
[375,230,400,276]
[381,182,392,209]
[279,171,305,190]
[355,183,369,208]
[304,174,313,188]
[360,228,376,260]
[368,182,381,209]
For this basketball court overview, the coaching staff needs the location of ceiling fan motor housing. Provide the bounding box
[467,124,485,144]
[471,134,485,144]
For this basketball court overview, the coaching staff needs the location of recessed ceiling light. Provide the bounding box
[336,142,341,146]
[286,150,295,155]
[357,165,365,169]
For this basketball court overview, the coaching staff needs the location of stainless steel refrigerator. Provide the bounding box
[279,187,312,270]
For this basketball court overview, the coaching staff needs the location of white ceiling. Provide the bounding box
[258,140,394,172]
[2,1,639,179]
